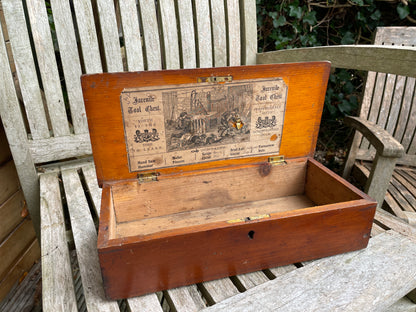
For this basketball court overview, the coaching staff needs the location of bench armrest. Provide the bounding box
[257,45,416,78]
[344,116,404,158]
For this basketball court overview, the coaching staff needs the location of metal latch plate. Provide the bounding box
[268,155,285,166]
[197,76,233,83]
[137,172,158,183]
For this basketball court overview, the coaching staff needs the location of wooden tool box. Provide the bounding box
[81,62,376,300]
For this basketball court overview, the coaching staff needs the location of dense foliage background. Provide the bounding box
[256,0,415,170]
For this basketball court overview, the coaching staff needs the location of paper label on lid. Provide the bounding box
[120,78,287,172]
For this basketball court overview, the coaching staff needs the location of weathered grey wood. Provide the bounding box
[235,271,269,290]
[355,149,416,167]
[202,231,416,312]
[81,164,102,215]
[345,116,404,158]
[268,264,298,278]
[2,0,49,139]
[96,0,124,72]
[403,88,416,153]
[257,45,416,78]
[385,75,406,136]
[394,77,415,145]
[165,285,206,312]
[241,0,257,65]
[374,209,416,240]
[210,0,227,67]
[40,173,77,312]
[201,278,240,304]
[29,133,92,163]
[26,0,70,137]
[61,169,119,312]
[194,0,212,68]
[50,0,89,134]
[72,0,103,74]
[119,0,145,71]
[127,293,163,312]
[366,154,400,208]
[0,20,40,238]
[158,0,180,70]
[227,0,241,66]
[139,0,162,70]
[178,0,196,69]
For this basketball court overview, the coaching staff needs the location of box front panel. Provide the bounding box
[99,202,375,299]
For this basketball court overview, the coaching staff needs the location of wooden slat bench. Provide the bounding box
[1,0,416,310]
[40,159,416,311]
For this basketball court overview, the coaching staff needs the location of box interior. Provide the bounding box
[105,158,364,240]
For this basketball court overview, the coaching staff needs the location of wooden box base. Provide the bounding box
[97,157,376,299]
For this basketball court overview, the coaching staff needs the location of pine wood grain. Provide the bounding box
[0,190,25,243]
[0,239,40,303]
[0,219,36,282]
[0,160,20,206]
[112,159,307,223]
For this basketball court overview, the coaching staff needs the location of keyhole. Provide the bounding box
[248,230,255,240]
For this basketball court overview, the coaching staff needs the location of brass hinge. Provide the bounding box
[137,172,159,184]
[197,76,233,83]
[268,155,285,166]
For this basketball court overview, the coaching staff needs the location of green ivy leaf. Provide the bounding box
[303,11,317,25]
[397,4,410,19]
[350,0,364,6]
[273,15,286,28]
[356,11,366,22]
[289,5,303,19]
[370,10,381,20]
[341,32,355,45]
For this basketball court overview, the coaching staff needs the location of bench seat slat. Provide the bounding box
[127,293,163,312]
[201,278,239,304]
[201,231,416,312]
[40,173,77,312]
[166,285,207,312]
[2,0,49,140]
[194,0,212,68]
[26,0,70,137]
[81,164,102,215]
[61,169,119,312]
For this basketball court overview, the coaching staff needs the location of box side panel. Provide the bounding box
[305,158,375,205]
[99,202,375,299]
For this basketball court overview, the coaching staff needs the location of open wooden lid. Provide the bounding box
[82,62,330,185]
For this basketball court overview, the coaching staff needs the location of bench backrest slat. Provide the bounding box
[26,0,70,137]
[119,0,145,71]
[51,0,89,134]
[96,0,124,73]
[359,27,416,159]
[2,0,50,140]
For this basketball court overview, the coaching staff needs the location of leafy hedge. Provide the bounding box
[257,0,416,118]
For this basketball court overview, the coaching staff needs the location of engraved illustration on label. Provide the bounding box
[120,78,287,172]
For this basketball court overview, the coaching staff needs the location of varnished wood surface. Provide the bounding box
[82,62,331,185]
[98,158,375,299]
